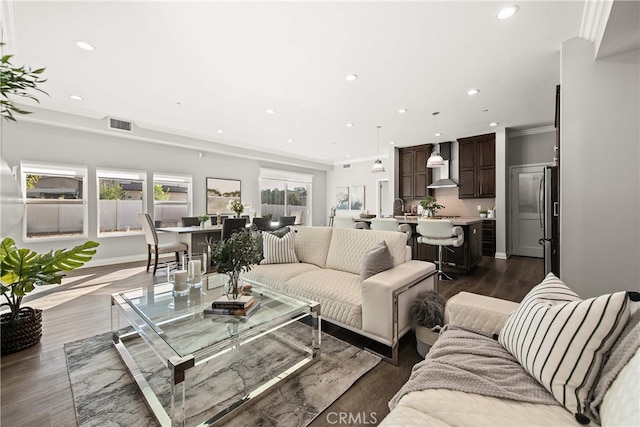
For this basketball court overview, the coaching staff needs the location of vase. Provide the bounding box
[0,307,43,355]
[226,270,241,299]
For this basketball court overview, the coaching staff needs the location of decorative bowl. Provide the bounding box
[359,214,376,219]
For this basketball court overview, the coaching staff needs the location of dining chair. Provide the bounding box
[252,217,273,231]
[137,213,188,274]
[221,218,249,240]
[181,216,200,227]
[278,216,296,227]
[290,210,304,225]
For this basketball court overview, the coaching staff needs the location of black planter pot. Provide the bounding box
[1,307,43,355]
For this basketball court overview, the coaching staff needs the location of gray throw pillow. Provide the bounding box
[361,241,394,280]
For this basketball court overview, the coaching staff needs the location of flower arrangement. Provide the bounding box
[197,214,210,224]
[227,200,244,217]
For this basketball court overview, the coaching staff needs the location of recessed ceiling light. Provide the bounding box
[490,122,499,127]
[346,123,354,127]
[175,102,182,106]
[75,40,95,51]
[398,108,408,114]
[217,129,223,134]
[346,154,351,158]
[389,141,396,145]
[287,139,294,143]
[467,89,480,96]
[435,132,442,137]
[345,74,358,81]
[265,109,276,114]
[497,5,519,20]
[69,95,83,101]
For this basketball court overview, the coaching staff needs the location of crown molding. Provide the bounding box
[579,0,613,57]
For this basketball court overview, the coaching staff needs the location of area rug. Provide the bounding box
[65,322,380,426]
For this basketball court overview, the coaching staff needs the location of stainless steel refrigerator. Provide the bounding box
[539,166,560,275]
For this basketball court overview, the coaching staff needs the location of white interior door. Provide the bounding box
[376,179,390,218]
[510,165,544,258]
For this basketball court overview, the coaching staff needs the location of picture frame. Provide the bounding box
[206,177,241,215]
[335,186,349,210]
[349,185,365,210]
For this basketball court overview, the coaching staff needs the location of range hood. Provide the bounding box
[427,142,458,189]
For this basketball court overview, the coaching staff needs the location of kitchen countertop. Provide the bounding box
[394,216,484,226]
[355,216,484,226]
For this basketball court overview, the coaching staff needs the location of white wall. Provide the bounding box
[1,111,327,265]
[560,38,640,297]
[327,154,391,221]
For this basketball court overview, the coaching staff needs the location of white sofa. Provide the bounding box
[241,226,436,363]
[381,290,640,426]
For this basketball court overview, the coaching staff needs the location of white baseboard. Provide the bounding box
[495,252,508,260]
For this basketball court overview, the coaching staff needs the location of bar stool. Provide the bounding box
[370,218,412,242]
[416,219,464,282]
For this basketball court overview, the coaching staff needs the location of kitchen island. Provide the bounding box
[358,216,483,274]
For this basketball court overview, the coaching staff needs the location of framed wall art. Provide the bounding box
[335,186,349,210]
[349,185,365,210]
[206,177,241,215]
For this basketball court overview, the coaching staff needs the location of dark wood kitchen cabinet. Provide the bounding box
[458,133,495,199]
[399,144,432,200]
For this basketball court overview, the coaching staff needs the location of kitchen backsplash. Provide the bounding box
[405,187,496,217]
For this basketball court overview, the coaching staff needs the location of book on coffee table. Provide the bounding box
[204,300,260,317]
[211,295,255,310]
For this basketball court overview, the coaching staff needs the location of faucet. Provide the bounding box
[393,198,405,216]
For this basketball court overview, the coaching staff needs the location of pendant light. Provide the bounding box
[371,125,385,173]
[427,112,444,168]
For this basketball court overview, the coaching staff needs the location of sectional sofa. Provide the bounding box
[380,274,639,426]
[241,226,437,364]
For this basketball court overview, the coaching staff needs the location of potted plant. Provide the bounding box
[206,227,262,299]
[480,210,488,218]
[1,42,48,121]
[0,237,99,354]
[197,214,210,227]
[420,195,445,217]
[411,290,446,358]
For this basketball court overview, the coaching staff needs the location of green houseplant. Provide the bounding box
[0,237,99,354]
[420,195,445,217]
[197,214,210,226]
[1,43,48,121]
[206,227,262,299]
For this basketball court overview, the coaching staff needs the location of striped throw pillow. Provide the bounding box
[498,273,630,423]
[261,230,298,265]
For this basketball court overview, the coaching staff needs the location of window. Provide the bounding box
[96,168,146,237]
[21,161,88,240]
[259,168,312,225]
[153,173,192,227]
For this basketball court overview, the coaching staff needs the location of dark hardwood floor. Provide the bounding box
[0,256,543,426]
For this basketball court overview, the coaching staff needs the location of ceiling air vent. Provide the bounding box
[108,117,133,132]
[343,164,351,168]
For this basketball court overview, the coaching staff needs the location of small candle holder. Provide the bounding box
[171,269,190,297]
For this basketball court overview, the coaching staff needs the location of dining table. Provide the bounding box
[157,225,222,255]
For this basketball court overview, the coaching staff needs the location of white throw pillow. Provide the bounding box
[261,230,298,265]
[498,273,630,423]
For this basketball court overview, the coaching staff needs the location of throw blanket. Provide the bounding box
[389,327,559,409]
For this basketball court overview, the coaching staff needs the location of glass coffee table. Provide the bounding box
[111,273,320,426]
